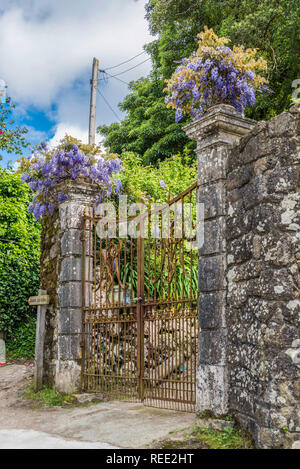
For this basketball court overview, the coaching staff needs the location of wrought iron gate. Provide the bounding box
[81,183,199,411]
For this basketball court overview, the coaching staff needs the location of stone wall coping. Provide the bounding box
[55,178,100,198]
[183,104,256,143]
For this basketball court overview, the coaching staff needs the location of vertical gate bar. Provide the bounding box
[121,242,124,395]
[166,193,170,405]
[189,190,193,302]
[95,220,99,390]
[85,214,93,390]
[147,200,151,303]
[155,316,158,405]
[137,217,145,401]
[141,217,145,401]
[153,196,157,304]
[104,233,108,394]
[86,209,90,390]
[181,196,185,300]
[98,223,102,390]
[81,210,87,391]
[130,237,134,396]
[92,216,96,389]
[93,211,97,309]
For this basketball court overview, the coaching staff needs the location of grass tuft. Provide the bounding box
[190,425,253,449]
[24,381,76,408]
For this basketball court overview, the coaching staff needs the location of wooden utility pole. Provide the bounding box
[88,57,99,145]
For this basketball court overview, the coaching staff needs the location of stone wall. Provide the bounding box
[184,105,256,416]
[38,105,299,448]
[40,179,98,393]
[226,106,300,448]
[40,212,60,385]
[184,104,299,449]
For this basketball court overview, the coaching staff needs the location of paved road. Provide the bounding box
[0,429,118,449]
[0,364,195,449]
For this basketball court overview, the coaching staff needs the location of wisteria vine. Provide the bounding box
[21,139,123,221]
[165,27,271,122]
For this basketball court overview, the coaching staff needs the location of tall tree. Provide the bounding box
[98,0,300,163]
[146,0,300,119]
[98,77,195,165]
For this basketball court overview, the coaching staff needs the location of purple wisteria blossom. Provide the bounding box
[22,142,124,221]
[165,41,271,122]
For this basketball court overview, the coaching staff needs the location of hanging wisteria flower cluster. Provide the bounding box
[165,27,271,122]
[21,137,124,221]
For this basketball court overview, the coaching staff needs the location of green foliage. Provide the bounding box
[6,316,36,359]
[114,152,198,300]
[0,169,40,350]
[0,100,28,160]
[154,423,253,449]
[100,0,300,163]
[118,253,198,302]
[190,425,254,449]
[119,150,197,202]
[98,79,196,165]
[24,381,76,407]
[146,0,300,120]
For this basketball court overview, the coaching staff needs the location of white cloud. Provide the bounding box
[48,122,103,148]
[0,0,152,107]
[0,0,152,149]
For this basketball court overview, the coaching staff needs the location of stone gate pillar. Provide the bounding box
[41,179,99,393]
[184,104,256,415]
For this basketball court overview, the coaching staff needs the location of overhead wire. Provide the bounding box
[105,58,151,78]
[104,51,146,71]
[97,88,121,122]
[100,71,130,86]
[96,52,150,124]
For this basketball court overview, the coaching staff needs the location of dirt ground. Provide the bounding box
[0,363,196,449]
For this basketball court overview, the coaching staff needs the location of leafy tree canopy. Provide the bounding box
[98,0,299,163]
[119,149,197,202]
[98,77,196,165]
[0,100,28,160]
[146,0,300,119]
[0,169,40,339]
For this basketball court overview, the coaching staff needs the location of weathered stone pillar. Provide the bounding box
[41,179,99,393]
[184,104,256,415]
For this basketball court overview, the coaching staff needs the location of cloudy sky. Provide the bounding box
[0,0,152,166]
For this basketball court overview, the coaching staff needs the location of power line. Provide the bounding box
[97,88,121,122]
[104,51,146,71]
[99,58,151,82]
[107,58,151,78]
[100,71,130,86]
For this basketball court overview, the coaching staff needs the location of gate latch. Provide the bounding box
[133,297,143,303]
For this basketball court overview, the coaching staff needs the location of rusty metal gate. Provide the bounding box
[81,183,198,411]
